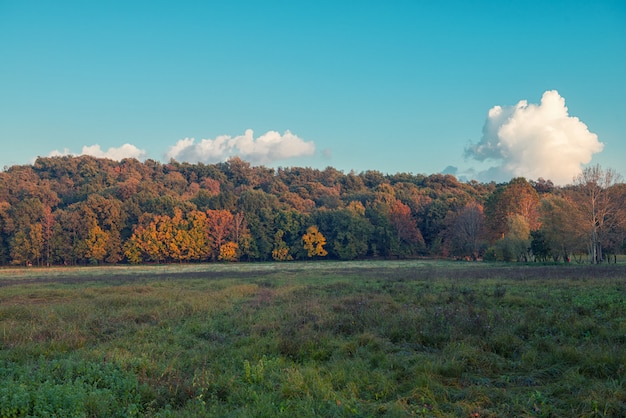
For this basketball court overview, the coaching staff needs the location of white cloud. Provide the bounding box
[48,143,147,161]
[166,129,315,165]
[465,90,604,185]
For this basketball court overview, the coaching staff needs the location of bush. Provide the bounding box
[0,358,144,417]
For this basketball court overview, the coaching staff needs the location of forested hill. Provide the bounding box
[0,155,624,266]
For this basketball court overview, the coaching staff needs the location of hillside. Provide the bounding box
[0,156,623,266]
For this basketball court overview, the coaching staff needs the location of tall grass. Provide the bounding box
[1,261,624,416]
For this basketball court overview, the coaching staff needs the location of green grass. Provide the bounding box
[1,260,625,417]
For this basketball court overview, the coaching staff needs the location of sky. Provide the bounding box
[1,0,625,185]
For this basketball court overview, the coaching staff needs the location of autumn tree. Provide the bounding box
[77,195,126,263]
[218,242,239,261]
[8,198,45,266]
[125,214,169,263]
[484,178,540,242]
[4,154,621,266]
[484,180,537,262]
[85,222,108,263]
[205,209,235,261]
[302,226,328,257]
[272,229,293,261]
[166,209,188,263]
[51,208,83,265]
[10,225,43,266]
[41,206,55,266]
[124,209,207,263]
[362,183,427,257]
[185,210,210,261]
[388,200,425,256]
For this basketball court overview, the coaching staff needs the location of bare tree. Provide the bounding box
[572,165,623,263]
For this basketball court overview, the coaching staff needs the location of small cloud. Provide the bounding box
[441,165,458,175]
[166,129,315,165]
[465,90,604,185]
[48,148,72,158]
[48,143,147,161]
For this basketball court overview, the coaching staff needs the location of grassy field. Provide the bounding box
[0,260,625,417]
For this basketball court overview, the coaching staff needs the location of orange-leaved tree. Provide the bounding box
[205,209,235,261]
[389,200,425,254]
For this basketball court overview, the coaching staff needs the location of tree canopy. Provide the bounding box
[0,157,624,266]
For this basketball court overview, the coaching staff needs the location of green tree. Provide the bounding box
[487,214,531,262]
[538,194,583,262]
[314,209,372,260]
[273,209,308,259]
[237,190,282,260]
[530,230,551,262]
[10,225,43,266]
[0,201,12,265]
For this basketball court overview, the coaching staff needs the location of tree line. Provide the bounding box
[0,156,624,266]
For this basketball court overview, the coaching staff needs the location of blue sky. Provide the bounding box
[1,0,624,184]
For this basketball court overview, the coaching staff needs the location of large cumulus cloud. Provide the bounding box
[465,90,604,185]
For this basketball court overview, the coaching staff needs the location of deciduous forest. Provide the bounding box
[0,156,624,266]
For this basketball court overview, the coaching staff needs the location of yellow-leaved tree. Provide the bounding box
[302,226,328,257]
[218,242,239,261]
[272,230,293,261]
[85,223,109,263]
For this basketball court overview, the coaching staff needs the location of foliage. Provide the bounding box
[0,156,624,265]
[0,358,143,417]
[302,226,328,257]
[530,229,551,262]
[484,178,540,242]
[218,241,239,261]
[272,230,293,261]
[486,215,532,262]
[537,193,583,261]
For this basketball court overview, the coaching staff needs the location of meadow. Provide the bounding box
[0,260,624,417]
